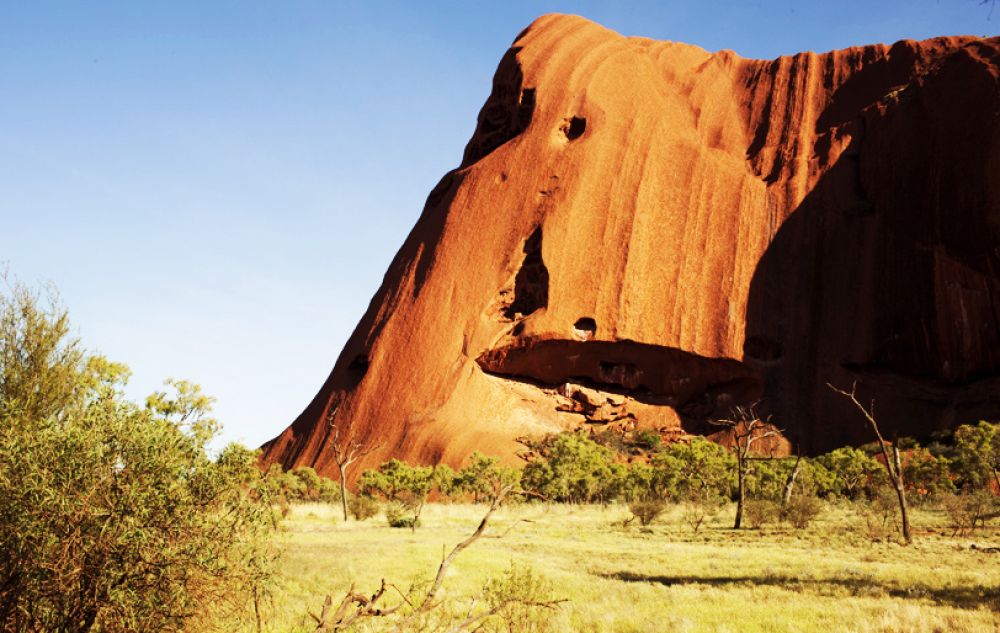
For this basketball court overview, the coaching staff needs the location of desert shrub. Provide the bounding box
[628,498,667,526]
[317,476,343,503]
[264,463,342,504]
[634,430,662,451]
[520,432,617,503]
[817,446,883,499]
[482,563,560,633]
[0,279,275,632]
[654,436,735,502]
[940,490,997,535]
[433,463,462,500]
[360,459,434,528]
[857,486,898,540]
[903,447,955,500]
[456,452,522,502]
[621,462,655,502]
[348,494,380,521]
[743,459,785,501]
[744,498,780,529]
[385,501,419,529]
[782,495,823,529]
[948,421,1000,491]
[681,491,725,533]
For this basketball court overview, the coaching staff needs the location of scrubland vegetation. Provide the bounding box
[2,276,999,632]
[264,502,1000,633]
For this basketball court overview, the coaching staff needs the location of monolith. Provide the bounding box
[262,14,1000,478]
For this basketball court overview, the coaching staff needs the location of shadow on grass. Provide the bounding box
[599,571,1000,611]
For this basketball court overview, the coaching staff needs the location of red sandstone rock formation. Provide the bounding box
[262,14,1000,478]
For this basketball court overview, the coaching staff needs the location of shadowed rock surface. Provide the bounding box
[261,14,1000,478]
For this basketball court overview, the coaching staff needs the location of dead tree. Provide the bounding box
[828,382,912,544]
[326,405,381,522]
[712,404,783,529]
[311,484,564,632]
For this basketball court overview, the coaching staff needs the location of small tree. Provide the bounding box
[951,421,1000,492]
[0,277,276,632]
[654,436,734,502]
[519,433,616,503]
[829,382,912,544]
[817,446,883,499]
[358,459,435,529]
[326,405,381,521]
[711,404,782,529]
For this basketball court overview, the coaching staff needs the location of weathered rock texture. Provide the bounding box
[262,14,1000,478]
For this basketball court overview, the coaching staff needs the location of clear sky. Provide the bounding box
[2,1,996,450]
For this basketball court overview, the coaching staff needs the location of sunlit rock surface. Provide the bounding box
[262,14,1000,478]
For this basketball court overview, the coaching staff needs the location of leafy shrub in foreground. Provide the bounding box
[0,279,275,633]
[483,563,560,633]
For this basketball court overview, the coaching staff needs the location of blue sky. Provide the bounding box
[1,1,995,450]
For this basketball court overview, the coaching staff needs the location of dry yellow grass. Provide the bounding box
[253,502,1000,632]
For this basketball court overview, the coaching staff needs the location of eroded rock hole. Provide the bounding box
[349,354,369,374]
[573,317,597,340]
[345,354,369,387]
[501,227,549,320]
[561,116,586,140]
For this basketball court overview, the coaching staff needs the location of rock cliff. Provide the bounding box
[262,14,1000,477]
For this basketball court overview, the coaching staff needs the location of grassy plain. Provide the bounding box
[260,502,1000,632]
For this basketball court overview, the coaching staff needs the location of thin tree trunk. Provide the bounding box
[339,464,349,522]
[892,443,912,543]
[828,383,913,545]
[734,453,745,529]
[782,454,802,506]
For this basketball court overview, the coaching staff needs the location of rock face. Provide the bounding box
[262,14,1000,478]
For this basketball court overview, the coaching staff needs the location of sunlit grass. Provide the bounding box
[256,502,1000,632]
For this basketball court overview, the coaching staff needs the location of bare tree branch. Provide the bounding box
[324,404,384,521]
[312,483,565,632]
[828,381,912,544]
[710,403,784,529]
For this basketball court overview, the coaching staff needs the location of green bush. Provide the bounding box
[939,490,996,535]
[782,495,823,529]
[385,501,419,529]
[348,494,380,521]
[455,452,521,502]
[744,499,780,529]
[360,459,435,528]
[654,437,735,502]
[634,430,662,451]
[520,432,617,503]
[628,499,667,526]
[482,563,560,633]
[949,422,1000,491]
[817,447,883,499]
[681,491,725,533]
[0,279,275,632]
